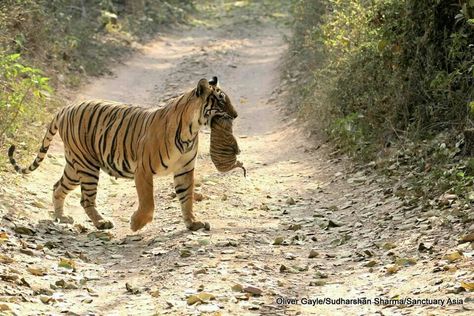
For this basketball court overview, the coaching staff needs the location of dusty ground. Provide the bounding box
[1,5,473,316]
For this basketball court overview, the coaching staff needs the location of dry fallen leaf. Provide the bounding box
[395,258,417,267]
[0,232,9,244]
[126,282,141,294]
[14,226,35,236]
[243,286,262,296]
[186,292,215,305]
[460,282,474,291]
[39,295,52,304]
[309,280,326,286]
[180,249,192,258]
[443,251,463,263]
[231,284,243,292]
[386,265,400,274]
[0,303,15,312]
[273,237,284,245]
[459,233,474,243]
[27,266,47,276]
[0,255,14,264]
[364,260,377,267]
[87,231,113,241]
[382,242,397,250]
[150,289,160,297]
[187,295,201,305]
[288,224,302,231]
[58,258,76,271]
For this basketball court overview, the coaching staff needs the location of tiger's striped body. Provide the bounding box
[8,77,237,231]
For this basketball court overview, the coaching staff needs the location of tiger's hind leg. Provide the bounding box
[173,168,210,231]
[78,166,114,230]
[52,162,79,224]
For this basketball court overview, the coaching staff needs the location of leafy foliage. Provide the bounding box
[0,53,52,142]
[287,0,474,206]
[0,0,193,150]
[289,0,474,157]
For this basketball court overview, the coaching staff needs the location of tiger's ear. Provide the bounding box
[209,76,218,86]
[196,78,210,97]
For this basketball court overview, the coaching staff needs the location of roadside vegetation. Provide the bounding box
[286,0,474,213]
[0,0,193,167]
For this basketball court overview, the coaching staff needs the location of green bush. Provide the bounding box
[289,0,474,157]
[0,0,194,151]
[0,0,195,81]
[0,53,52,142]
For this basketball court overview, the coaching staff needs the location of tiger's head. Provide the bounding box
[195,77,245,176]
[196,76,238,126]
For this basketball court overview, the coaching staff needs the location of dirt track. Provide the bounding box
[0,7,473,316]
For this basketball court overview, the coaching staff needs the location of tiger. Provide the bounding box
[8,76,238,232]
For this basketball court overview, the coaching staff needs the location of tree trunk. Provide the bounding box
[125,0,145,15]
[463,129,474,156]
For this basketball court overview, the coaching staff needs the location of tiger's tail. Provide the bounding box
[8,112,60,174]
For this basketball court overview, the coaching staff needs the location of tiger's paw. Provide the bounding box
[130,212,153,232]
[95,219,114,230]
[186,221,211,231]
[55,215,74,225]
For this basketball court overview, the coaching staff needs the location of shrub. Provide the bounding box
[0,0,194,148]
[289,0,474,158]
[0,53,52,143]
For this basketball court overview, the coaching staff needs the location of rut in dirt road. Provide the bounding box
[1,9,472,316]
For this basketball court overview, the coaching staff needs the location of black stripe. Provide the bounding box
[81,181,97,186]
[108,107,132,169]
[65,157,75,167]
[78,170,99,180]
[183,151,197,168]
[127,110,142,162]
[64,171,79,184]
[149,155,156,175]
[174,113,185,153]
[73,153,99,171]
[164,133,170,159]
[81,187,97,192]
[175,184,191,195]
[59,179,73,191]
[174,168,194,178]
[159,149,168,169]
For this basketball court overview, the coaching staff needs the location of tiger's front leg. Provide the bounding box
[174,168,210,231]
[130,169,155,231]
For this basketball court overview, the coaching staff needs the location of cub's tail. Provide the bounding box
[8,113,60,174]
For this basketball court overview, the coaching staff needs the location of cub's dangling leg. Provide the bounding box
[173,168,210,231]
[52,160,79,224]
[130,169,155,231]
[77,165,114,230]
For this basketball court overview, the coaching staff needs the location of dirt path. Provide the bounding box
[1,8,473,316]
